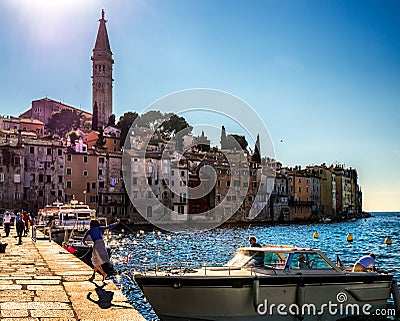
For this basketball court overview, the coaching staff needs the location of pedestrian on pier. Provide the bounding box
[3,212,12,237]
[15,213,25,245]
[83,218,120,281]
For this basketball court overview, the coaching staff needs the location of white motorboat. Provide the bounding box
[133,245,400,321]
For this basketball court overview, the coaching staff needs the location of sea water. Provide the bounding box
[109,212,400,321]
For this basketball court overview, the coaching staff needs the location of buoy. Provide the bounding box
[385,236,393,245]
[313,232,319,239]
[347,233,354,242]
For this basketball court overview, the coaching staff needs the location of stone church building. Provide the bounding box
[19,10,114,130]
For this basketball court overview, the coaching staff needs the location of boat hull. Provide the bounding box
[136,274,393,321]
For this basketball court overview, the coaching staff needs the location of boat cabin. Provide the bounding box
[226,245,341,272]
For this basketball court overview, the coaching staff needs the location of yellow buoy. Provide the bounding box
[385,236,392,245]
[313,232,319,239]
[347,233,354,242]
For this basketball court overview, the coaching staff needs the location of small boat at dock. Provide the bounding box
[133,245,399,321]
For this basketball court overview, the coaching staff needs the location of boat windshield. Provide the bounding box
[288,252,334,270]
[263,252,289,268]
[225,249,253,267]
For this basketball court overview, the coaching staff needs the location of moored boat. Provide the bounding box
[133,245,399,321]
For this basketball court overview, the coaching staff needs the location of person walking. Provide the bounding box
[82,219,120,281]
[22,212,32,236]
[3,212,12,237]
[15,213,25,245]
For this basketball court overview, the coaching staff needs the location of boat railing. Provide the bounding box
[135,261,249,276]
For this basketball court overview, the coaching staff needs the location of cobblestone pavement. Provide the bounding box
[0,228,145,321]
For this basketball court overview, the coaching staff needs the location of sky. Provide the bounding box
[0,0,399,211]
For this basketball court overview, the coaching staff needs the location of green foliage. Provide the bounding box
[47,109,81,137]
[117,111,139,147]
[95,128,107,149]
[66,130,79,144]
[108,114,116,126]
[92,102,99,131]
[252,134,261,164]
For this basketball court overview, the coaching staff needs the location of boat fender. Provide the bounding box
[313,232,319,239]
[173,282,182,289]
[296,283,305,320]
[253,279,260,310]
[391,280,400,317]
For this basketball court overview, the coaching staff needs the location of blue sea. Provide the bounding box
[109,212,400,320]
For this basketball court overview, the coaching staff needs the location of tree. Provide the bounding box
[117,111,139,147]
[46,109,81,137]
[92,102,99,131]
[252,134,261,164]
[161,114,192,139]
[95,128,107,149]
[66,130,79,144]
[108,114,116,127]
[226,134,248,151]
[220,125,228,149]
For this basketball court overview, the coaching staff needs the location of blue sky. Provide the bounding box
[0,0,399,211]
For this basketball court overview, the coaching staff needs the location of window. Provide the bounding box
[171,170,174,176]
[58,175,63,183]
[178,205,184,214]
[132,177,138,185]
[147,191,153,199]
[226,181,231,187]
[58,190,63,198]
[30,147,35,154]
[298,186,301,193]
[47,148,51,155]
[289,253,333,270]
[86,182,90,193]
[39,174,44,183]
[14,192,21,200]
[83,170,88,176]
[99,157,105,164]
[0,173,4,182]
[179,193,186,203]
[90,195,98,203]
[38,190,44,197]
[92,182,96,189]
[67,154,72,162]
[46,175,51,183]
[45,162,51,169]
[217,180,221,187]
[58,149,62,156]
[14,156,20,166]
[99,181,105,188]
[66,168,72,176]
[66,181,72,189]
[181,170,185,177]
[83,155,88,163]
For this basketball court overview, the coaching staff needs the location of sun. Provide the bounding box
[4,0,98,48]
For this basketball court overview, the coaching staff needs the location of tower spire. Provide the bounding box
[92,9,114,129]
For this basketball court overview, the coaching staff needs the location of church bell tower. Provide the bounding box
[92,9,114,129]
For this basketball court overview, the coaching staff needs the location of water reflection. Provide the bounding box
[109,212,400,321]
